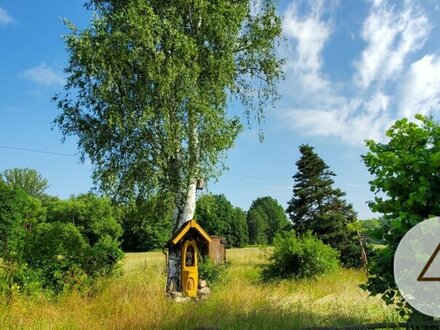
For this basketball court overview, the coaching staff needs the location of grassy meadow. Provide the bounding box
[0,248,401,329]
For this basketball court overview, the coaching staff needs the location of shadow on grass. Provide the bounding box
[161,304,368,330]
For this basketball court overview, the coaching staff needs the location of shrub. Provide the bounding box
[87,235,124,277]
[198,255,229,287]
[0,259,43,296]
[23,222,123,294]
[261,232,339,281]
[0,180,124,295]
[24,222,90,293]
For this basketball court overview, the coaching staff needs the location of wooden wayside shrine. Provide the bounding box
[165,219,226,298]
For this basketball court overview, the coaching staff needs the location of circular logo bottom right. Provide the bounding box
[394,217,440,317]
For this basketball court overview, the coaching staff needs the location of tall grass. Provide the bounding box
[0,248,401,329]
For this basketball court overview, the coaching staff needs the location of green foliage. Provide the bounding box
[360,218,385,245]
[247,208,267,245]
[247,196,289,245]
[286,144,362,268]
[0,181,123,295]
[1,168,49,198]
[229,207,249,248]
[362,115,440,313]
[195,194,248,247]
[198,255,229,287]
[88,235,124,277]
[45,193,122,245]
[0,260,43,296]
[53,0,284,227]
[0,182,27,262]
[261,232,339,281]
[24,222,90,293]
[0,181,45,262]
[121,194,174,252]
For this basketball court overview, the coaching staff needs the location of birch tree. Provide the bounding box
[54,0,283,292]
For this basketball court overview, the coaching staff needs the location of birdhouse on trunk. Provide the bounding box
[166,219,212,297]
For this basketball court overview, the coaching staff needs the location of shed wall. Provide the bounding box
[208,236,226,265]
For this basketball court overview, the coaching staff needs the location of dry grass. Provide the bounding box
[0,248,401,329]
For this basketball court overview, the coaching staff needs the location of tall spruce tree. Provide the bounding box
[286,144,362,267]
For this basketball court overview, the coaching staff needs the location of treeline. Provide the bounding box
[122,193,290,251]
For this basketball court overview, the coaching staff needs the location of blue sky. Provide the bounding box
[1,0,440,219]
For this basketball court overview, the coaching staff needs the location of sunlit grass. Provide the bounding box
[0,248,401,329]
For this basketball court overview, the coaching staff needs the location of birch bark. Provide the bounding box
[166,180,197,293]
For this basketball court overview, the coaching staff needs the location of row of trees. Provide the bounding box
[1,141,363,274]
[196,195,289,247]
[122,193,290,251]
[1,139,365,279]
[0,167,291,252]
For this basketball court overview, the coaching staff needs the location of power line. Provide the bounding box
[0,145,75,157]
[0,144,371,188]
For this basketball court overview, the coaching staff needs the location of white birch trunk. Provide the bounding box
[177,179,197,228]
[166,179,197,293]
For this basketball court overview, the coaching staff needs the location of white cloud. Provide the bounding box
[278,0,439,146]
[399,55,440,117]
[282,93,392,145]
[0,7,13,27]
[23,64,64,86]
[354,1,430,90]
[282,0,332,92]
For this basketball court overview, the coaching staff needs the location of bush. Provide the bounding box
[87,235,124,277]
[0,259,43,296]
[261,232,339,281]
[23,222,123,294]
[198,255,229,287]
[24,222,90,293]
[0,176,124,296]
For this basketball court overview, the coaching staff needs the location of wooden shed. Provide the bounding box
[209,236,227,265]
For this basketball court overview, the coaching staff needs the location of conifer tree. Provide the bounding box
[286,144,362,267]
